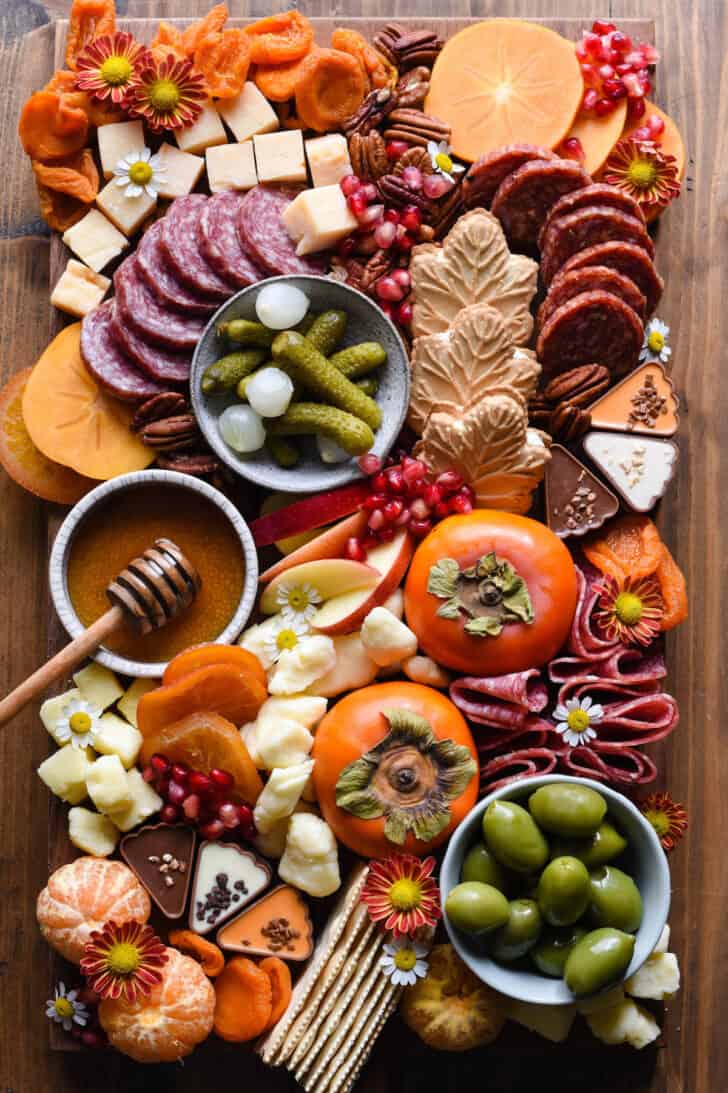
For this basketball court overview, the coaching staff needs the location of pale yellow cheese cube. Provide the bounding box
[117,677,157,729]
[96,177,157,237]
[68,807,119,857]
[254,130,307,185]
[281,185,358,256]
[37,746,94,805]
[86,754,133,814]
[73,663,124,710]
[40,688,82,746]
[217,82,279,142]
[305,134,352,188]
[51,259,110,318]
[62,209,127,273]
[155,142,205,199]
[93,712,143,769]
[109,769,163,832]
[206,141,258,192]
[97,120,146,179]
[176,101,227,155]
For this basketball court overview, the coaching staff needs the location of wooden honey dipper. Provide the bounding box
[0,538,201,726]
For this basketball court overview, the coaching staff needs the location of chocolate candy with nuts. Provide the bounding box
[120,823,196,919]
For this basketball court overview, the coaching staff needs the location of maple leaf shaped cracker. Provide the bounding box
[410,209,538,343]
[408,303,541,434]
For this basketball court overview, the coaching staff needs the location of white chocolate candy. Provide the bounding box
[190,842,270,935]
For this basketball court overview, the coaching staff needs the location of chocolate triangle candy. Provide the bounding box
[582,431,679,512]
[189,841,271,935]
[588,362,679,436]
[545,443,619,538]
[120,823,196,919]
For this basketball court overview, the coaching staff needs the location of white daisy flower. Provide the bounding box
[54,697,102,749]
[113,147,167,199]
[379,936,430,987]
[640,317,672,364]
[553,695,604,747]
[275,581,322,624]
[263,614,310,663]
[427,139,465,184]
[45,982,88,1032]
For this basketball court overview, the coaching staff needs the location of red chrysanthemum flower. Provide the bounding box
[361,855,441,938]
[74,32,150,106]
[80,920,167,1003]
[639,792,688,852]
[603,138,682,213]
[594,572,664,646]
[128,53,206,132]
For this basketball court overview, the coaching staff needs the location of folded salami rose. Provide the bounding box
[560,745,658,787]
[450,670,549,730]
[478,747,561,794]
[565,563,623,662]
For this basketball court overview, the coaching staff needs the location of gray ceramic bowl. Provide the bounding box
[190,275,410,493]
[49,470,259,678]
[440,774,671,1006]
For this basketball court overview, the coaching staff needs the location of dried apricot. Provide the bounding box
[137,663,267,740]
[295,47,367,133]
[36,181,88,231]
[331,28,389,89]
[181,3,228,57]
[19,91,88,162]
[254,48,318,103]
[244,10,314,65]
[168,930,225,977]
[65,0,116,70]
[150,21,186,63]
[194,28,251,99]
[213,957,272,1042]
[163,643,266,689]
[583,514,665,582]
[654,544,688,630]
[260,957,292,1029]
[32,148,99,204]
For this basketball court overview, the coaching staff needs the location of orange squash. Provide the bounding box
[312,682,478,859]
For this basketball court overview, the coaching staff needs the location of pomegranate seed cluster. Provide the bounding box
[347,453,474,559]
[576,19,660,121]
[142,754,255,842]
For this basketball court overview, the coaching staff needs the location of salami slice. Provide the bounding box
[491,158,591,247]
[537,183,645,249]
[200,191,265,288]
[137,221,219,317]
[110,303,191,383]
[114,256,206,351]
[81,302,166,402]
[540,205,655,286]
[538,265,646,327]
[560,745,657,788]
[449,671,549,730]
[536,290,644,380]
[238,186,328,277]
[461,144,557,209]
[161,195,235,300]
[558,242,663,315]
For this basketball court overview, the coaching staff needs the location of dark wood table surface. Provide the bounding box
[1,0,724,1090]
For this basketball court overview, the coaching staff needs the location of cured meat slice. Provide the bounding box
[461,144,557,209]
[110,303,191,384]
[538,265,646,327]
[491,158,591,247]
[200,191,265,288]
[161,194,235,300]
[238,186,327,277]
[450,671,549,730]
[540,205,655,285]
[80,302,166,402]
[114,256,206,351]
[137,221,219,317]
[478,747,560,794]
[536,290,644,380]
[560,745,657,787]
[558,242,663,315]
[537,183,645,250]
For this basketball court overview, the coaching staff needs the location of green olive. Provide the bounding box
[536,856,591,927]
[550,821,628,869]
[564,927,636,997]
[445,882,510,936]
[530,925,587,978]
[588,866,643,933]
[490,899,542,961]
[482,800,550,874]
[461,843,508,892]
[528,783,607,838]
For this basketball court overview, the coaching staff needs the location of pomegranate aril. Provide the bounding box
[598,63,615,79]
[391,268,411,291]
[628,96,646,119]
[337,235,357,259]
[141,765,155,784]
[616,62,633,75]
[188,770,213,796]
[592,19,616,35]
[383,208,401,224]
[459,483,476,502]
[631,125,651,141]
[170,763,188,784]
[160,803,180,824]
[383,499,404,521]
[150,754,170,775]
[346,536,367,562]
[368,508,385,531]
[409,517,432,538]
[210,768,234,790]
[183,794,201,820]
[375,275,405,302]
[436,469,464,493]
[357,204,384,229]
[394,300,413,328]
[646,113,665,137]
[394,232,415,254]
[561,136,585,163]
[378,526,395,542]
[358,453,382,475]
[410,497,430,520]
[449,493,473,514]
[347,192,368,217]
[387,467,405,493]
[156,777,170,798]
[167,781,186,806]
[594,97,615,116]
[81,1029,107,1049]
[386,139,409,160]
[218,802,240,829]
[604,79,627,99]
[340,174,361,196]
[580,62,596,82]
[361,533,379,552]
[582,88,599,112]
[434,501,450,518]
[374,220,397,249]
[237,804,254,828]
[395,508,411,526]
[199,819,225,840]
[622,71,643,97]
[401,165,423,191]
[423,483,442,507]
[358,183,378,202]
[639,76,652,95]
[422,173,450,200]
[400,205,422,233]
[402,457,426,485]
[611,30,631,52]
[583,30,602,54]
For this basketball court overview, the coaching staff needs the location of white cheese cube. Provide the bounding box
[96,177,157,237]
[206,141,258,192]
[37,746,94,805]
[217,82,279,142]
[86,754,133,814]
[154,142,204,199]
[117,677,157,729]
[361,607,418,667]
[507,1000,576,1043]
[62,209,127,273]
[305,134,352,188]
[40,688,82,746]
[253,130,306,185]
[586,998,661,1050]
[176,101,227,155]
[625,952,681,1000]
[254,759,314,833]
[68,807,119,857]
[108,768,163,832]
[97,120,146,179]
[281,185,358,256]
[93,712,143,769]
[73,663,123,710]
[51,260,110,318]
[279,812,341,897]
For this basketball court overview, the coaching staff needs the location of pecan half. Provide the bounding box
[132,391,188,431]
[378,173,433,212]
[393,146,433,176]
[395,66,430,108]
[383,108,450,148]
[350,130,388,180]
[343,87,398,137]
[360,250,394,294]
[374,23,443,71]
[156,452,221,477]
[431,183,465,239]
[548,402,592,442]
[543,365,611,408]
[138,414,202,452]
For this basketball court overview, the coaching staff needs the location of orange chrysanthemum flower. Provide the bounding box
[80,920,167,1003]
[603,138,681,213]
[640,792,688,852]
[129,53,206,132]
[594,572,664,646]
[74,32,150,105]
[361,855,441,938]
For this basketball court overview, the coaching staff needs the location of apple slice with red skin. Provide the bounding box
[249,481,371,546]
[309,531,414,636]
[259,557,380,615]
[259,511,368,585]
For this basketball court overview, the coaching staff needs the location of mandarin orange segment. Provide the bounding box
[260,956,292,1029]
[137,664,267,740]
[583,514,665,582]
[163,644,266,689]
[214,956,273,1042]
[244,10,314,65]
[655,544,688,630]
[99,947,215,1063]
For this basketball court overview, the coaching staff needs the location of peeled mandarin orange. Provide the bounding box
[36,857,151,964]
[99,947,215,1063]
[162,644,266,689]
[137,663,267,740]
[561,97,628,176]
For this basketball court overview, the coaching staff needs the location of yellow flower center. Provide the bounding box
[643,808,670,836]
[647,330,665,353]
[129,161,153,185]
[286,587,311,611]
[54,997,75,1019]
[627,159,658,189]
[107,941,141,976]
[566,709,591,733]
[394,948,418,971]
[276,628,300,652]
[100,55,133,86]
[69,711,92,735]
[149,78,181,112]
[388,877,421,911]
[615,591,644,625]
[435,151,453,174]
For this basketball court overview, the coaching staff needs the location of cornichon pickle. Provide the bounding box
[355,376,379,397]
[202,349,266,394]
[267,436,300,468]
[217,319,276,348]
[305,310,347,355]
[267,402,374,456]
[295,313,316,336]
[272,331,382,431]
[329,342,387,379]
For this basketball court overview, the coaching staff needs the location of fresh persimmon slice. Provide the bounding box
[21,324,153,480]
[425,20,584,163]
[163,644,266,689]
[560,97,628,176]
[0,367,93,504]
[138,664,267,741]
